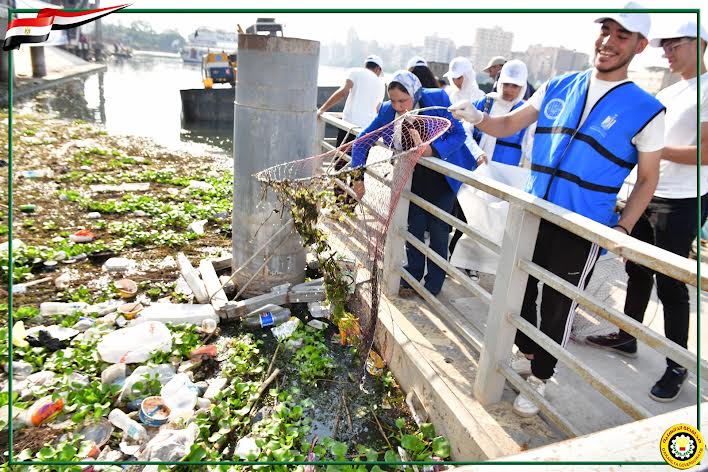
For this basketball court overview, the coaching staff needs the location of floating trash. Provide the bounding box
[139,396,171,427]
[69,229,96,243]
[115,278,138,299]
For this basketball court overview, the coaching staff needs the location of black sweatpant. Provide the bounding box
[448,197,466,255]
[622,193,708,369]
[515,220,600,380]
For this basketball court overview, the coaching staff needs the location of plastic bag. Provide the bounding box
[119,364,175,402]
[97,321,172,364]
[271,318,300,341]
[161,373,199,418]
[450,162,530,274]
[138,422,199,462]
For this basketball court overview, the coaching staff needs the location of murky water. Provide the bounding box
[14,55,354,157]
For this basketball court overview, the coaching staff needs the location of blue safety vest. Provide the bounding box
[472,97,526,166]
[527,70,665,226]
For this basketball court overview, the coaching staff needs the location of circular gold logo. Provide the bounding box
[660,423,704,469]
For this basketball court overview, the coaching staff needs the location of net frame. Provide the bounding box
[256,108,452,370]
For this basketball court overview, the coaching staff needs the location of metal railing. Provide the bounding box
[316,112,707,438]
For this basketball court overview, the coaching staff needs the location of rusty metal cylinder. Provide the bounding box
[232,34,319,296]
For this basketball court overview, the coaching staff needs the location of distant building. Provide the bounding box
[456,45,474,59]
[392,43,422,70]
[523,44,590,85]
[469,27,514,80]
[629,66,680,95]
[424,34,456,63]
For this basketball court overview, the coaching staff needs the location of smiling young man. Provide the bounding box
[449,3,665,417]
[586,18,708,403]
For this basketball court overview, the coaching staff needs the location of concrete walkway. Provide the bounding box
[323,208,704,460]
[438,250,705,443]
[0,46,105,106]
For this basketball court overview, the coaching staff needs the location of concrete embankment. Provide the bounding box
[0,46,106,107]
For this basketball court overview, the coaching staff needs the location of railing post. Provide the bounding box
[474,204,540,405]
[382,157,412,297]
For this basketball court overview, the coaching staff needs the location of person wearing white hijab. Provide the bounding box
[444,57,485,104]
[350,70,476,297]
[444,57,488,166]
[470,59,534,167]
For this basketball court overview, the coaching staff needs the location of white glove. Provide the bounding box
[448,99,484,125]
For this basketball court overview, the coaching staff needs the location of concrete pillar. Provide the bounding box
[0,11,12,84]
[232,34,319,296]
[30,46,46,78]
[93,0,103,61]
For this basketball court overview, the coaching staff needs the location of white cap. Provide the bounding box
[649,17,708,47]
[497,59,528,87]
[483,56,506,72]
[594,1,651,39]
[443,57,473,79]
[365,54,383,69]
[406,55,428,69]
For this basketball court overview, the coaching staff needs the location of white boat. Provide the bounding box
[180,27,237,64]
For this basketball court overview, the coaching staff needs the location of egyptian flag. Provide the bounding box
[3,4,129,51]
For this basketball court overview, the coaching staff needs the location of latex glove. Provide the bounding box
[448,99,484,125]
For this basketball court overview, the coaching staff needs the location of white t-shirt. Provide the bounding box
[527,74,665,152]
[650,72,708,198]
[342,68,384,128]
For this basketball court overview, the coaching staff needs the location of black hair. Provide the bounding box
[365,61,380,71]
[408,65,440,88]
[387,81,409,95]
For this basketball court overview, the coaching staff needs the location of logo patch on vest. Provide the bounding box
[601,114,618,130]
[544,98,565,120]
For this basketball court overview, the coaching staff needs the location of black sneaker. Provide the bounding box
[650,366,688,402]
[585,331,638,358]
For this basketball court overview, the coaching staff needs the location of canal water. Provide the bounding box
[14,54,356,157]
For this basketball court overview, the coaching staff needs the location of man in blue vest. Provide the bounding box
[450,5,665,417]
[586,18,708,403]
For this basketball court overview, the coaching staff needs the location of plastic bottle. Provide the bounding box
[241,305,291,329]
[28,396,65,426]
[39,301,88,316]
[108,408,147,442]
[20,169,53,179]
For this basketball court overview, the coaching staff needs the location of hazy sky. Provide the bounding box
[103,0,705,70]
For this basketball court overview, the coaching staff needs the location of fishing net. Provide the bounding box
[256,109,451,369]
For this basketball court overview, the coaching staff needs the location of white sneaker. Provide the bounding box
[509,351,532,376]
[513,375,546,417]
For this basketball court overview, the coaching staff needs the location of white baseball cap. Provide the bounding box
[365,54,383,69]
[483,56,506,72]
[443,57,473,79]
[406,56,428,69]
[594,1,651,39]
[497,60,528,87]
[649,18,708,47]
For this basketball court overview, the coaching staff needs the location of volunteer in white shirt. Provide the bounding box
[586,18,708,403]
[317,54,385,146]
[450,2,665,418]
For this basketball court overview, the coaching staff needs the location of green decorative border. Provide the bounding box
[4,6,702,468]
